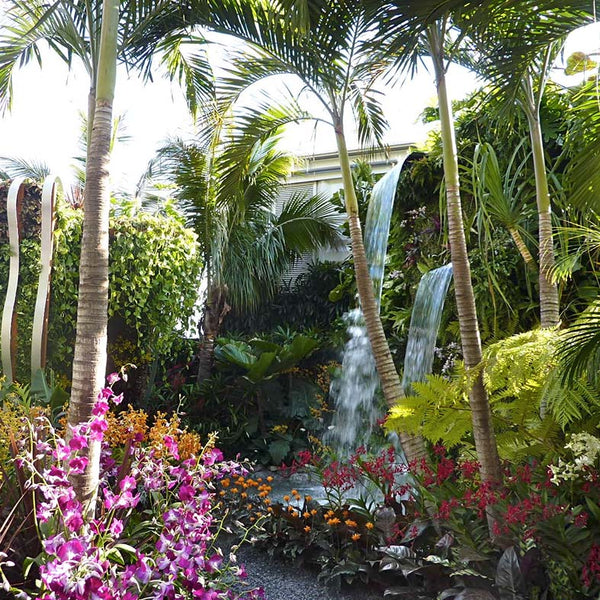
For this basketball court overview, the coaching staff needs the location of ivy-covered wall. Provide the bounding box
[0,199,202,386]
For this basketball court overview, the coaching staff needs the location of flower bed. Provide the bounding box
[1,375,264,600]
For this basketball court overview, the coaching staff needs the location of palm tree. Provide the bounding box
[128,0,427,463]
[364,4,502,485]
[69,0,118,512]
[143,99,346,385]
[0,0,215,507]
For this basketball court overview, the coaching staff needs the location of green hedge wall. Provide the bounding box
[0,200,202,384]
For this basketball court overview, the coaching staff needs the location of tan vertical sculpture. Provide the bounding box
[31,176,60,377]
[1,177,25,382]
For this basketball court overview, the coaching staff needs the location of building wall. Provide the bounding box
[279,143,414,284]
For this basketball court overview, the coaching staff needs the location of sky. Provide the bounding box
[0,20,598,195]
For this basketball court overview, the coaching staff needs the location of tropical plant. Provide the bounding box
[143,99,346,385]
[208,333,326,464]
[129,0,427,464]
[471,142,536,270]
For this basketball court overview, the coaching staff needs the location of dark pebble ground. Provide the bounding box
[233,543,384,600]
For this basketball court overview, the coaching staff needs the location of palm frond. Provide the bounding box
[0,156,51,180]
[214,96,312,209]
[556,298,600,386]
[347,83,388,148]
[157,32,214,119]
[273,191,346,255]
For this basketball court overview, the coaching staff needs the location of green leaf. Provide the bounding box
[268,439,291,464]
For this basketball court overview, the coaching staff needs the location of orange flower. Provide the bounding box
[219,490,226,496]
[351,533,361,541]
[267,476,274,482]
[231,488,239,494]
[283,495,291,502]
[303,512,311,519]
[291,511,298,518]
[345,519,357,528]
[305,495,312,502]
[365,522,375,530]
[241,492,248,499]
[304,526,311,533]
[267,507,274,513]
[291,489,298,495]
[327,517,341,526]
[310,509,318,516]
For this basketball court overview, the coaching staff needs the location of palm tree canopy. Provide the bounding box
[0,0,215,116]
[143,99,346,314]
[126,0,389,148]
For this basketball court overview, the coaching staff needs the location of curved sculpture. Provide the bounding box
[1,177,25,382]
[31,176,61,377]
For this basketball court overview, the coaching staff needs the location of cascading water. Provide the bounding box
[323,308,380,456]
[326,162,405,456]
[401,264,453,393]
[364,162,404,307]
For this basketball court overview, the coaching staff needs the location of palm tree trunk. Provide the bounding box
[68,0,119,512]
[508,227,536,269]
[196,283,230,386]
[521,80,560,328]
[428,25,502,486]
[333,116,425,465]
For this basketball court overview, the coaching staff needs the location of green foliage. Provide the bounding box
[386,330,584,460]
[223,260,353,339]
[0,201,202,384]
[171,330,336,466]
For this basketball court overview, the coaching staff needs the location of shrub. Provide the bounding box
[1,374,263,600]
[0,201,202,387]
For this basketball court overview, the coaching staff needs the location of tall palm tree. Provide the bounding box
[144,99,346,384]
[69,0,118,511]
[0,0,216,506]
[365,4,503,485]
[128,0,427,463]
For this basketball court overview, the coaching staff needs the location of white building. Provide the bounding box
[279,143,414,282]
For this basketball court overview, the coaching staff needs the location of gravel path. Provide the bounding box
[235,544,385,600]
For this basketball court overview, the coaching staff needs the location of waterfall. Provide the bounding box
[325,161,404,456]
[323,309,380,456]
[364,162,404,307]
[401,264,453,393]
[326,154,454,457]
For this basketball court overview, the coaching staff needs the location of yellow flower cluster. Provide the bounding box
[105,408,201,460]
[105,406,148,446]
[0,400,48,480]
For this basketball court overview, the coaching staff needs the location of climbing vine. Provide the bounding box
[0,202,202,383]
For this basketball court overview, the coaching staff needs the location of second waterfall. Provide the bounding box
[326,159,453,456]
